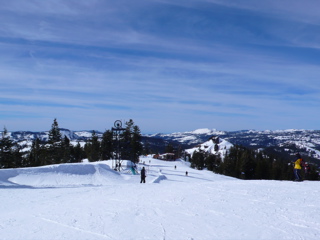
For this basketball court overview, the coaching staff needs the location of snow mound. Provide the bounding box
[151,173,168,183]
[1,162,121,188]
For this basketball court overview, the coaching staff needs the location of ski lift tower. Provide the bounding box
[112,120,126,171]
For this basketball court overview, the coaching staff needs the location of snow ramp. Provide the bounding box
[0,162,122,188]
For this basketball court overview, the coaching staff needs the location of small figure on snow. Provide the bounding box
[292,153,304,181]
[185,171,188,176]
[304,163,311,180]
[140,167,146,183]
[174,165,176,170]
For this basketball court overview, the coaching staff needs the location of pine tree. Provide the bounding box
[190,149,205,170]
[61,136,71,163]
[118,119,143,162]
[239,150,256,179]
[48,118,62,144]
[120,119,134,160]
[71,142,85,163]
[0,128,22,168]
[165,143,174,153]
[131,125,143,163]
[101,130,113,160]
[46,118,63,164]
[27,138,43,167]
[205,154,215,171]
[86,131,100,162]
[205,154,221,173]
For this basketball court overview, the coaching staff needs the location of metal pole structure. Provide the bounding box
[111,120,126,171]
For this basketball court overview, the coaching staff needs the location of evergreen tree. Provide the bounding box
[190,149,205,170]
[142,141,152,155]
[101,130,113,160]
[0,127,22,168]
[46,118,63,164]
[255,152,270,179]
[61,136,71,163]
[205,154,221,173]
[27,138,43,167]
[222,145,243,178]
[131,125,143,163]
[165,143,174,153]
[120,119,134,160]
[86,131,100,162]
[71,142,85,163]
[48,118,62,144]
[205,154,215,171]
[239,149,256,179]
[119,119,143,162]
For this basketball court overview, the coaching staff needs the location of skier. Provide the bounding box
[304,163,311,180]
[140,167,146,183]
[292,153,304,181]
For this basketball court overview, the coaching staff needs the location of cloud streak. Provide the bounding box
[0,0,319,133]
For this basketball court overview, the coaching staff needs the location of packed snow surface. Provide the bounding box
[1,157,320,240]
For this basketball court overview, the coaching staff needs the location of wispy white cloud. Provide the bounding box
[0,0,320,133]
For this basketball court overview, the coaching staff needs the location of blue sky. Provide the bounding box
[1,0,320,134]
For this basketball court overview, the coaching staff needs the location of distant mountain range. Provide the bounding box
[2,128,320,163]
[145,128,320,163]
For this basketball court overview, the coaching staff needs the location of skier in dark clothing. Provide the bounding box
[304,163,311,180]
[140,167,146,183]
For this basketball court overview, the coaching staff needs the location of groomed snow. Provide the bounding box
[1,157,319,240]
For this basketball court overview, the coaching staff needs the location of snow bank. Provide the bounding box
[151,172,168,183]
[1,162,121,188]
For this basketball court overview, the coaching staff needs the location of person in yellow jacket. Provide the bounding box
[293,153,303,181]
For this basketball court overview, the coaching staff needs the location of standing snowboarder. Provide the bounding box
[140,167,146,183]
[292,153,304,181]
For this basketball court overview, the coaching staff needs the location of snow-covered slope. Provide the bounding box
[1,157,320,240]
[185,137,233,159]
[149,128,225,145]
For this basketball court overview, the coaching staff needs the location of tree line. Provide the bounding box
[0,119,143,169]
[1,120,319,181]
[190,145,319,181]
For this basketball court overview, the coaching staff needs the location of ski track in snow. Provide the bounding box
[1,157,320,240]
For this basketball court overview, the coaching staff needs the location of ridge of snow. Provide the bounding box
[2,162,121,188]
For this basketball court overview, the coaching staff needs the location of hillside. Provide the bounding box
[2,128,320,164]
[146,128,320,163]
[1,157,320,239]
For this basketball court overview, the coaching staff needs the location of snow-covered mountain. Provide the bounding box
[184,136,233,159]
[4,128,103,142]
[2,128,320,162]
[2,129,103,152]
[148,128,225,146]
[219,129,320,161]
[146,128,320,162]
